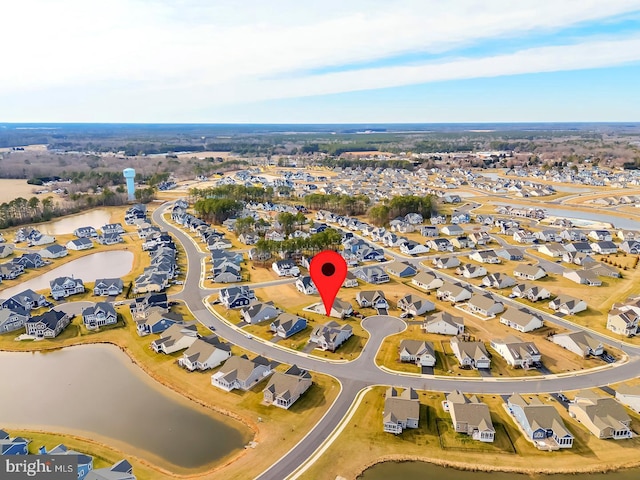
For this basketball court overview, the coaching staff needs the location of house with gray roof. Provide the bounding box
[0,429,28,455]
[25,309,70,338]
[263,364,312,409]
[39,243,68,259]
[469,249,500,264]
[467,293,504,317]
[1,289,47,311]
[0,244,14,259]
[151,323,198,354]
[67,237,94,251]
[84,459,136,480]
[563,269,602,286]
[354,266,389,284]
[397,294,435,316]
[616,383,640,413]
[432,256,459,269]
[507,394,573,449]
[450,337,490,369]
[511,283,551,302]
[399,340,436,366]
[569,390,631,440]
[241,301,281,324]
[50,276,85,300]
[0,308,29,333]
[436,281,472,303]
[383,387,420,434]
[411,271,443,291]
[551,331,603,358]
[310,321,353,351]
[82,302,117,330]
[422,311,464,336]
[499,307,543,333]
[270,313,307,338]
[93,278,124,296]
[356,290,388,309]
[513,264,546,281]
[490,335,541,368]
[179,334,231,371]
[385,261,417,278]
[482,272,515,289]
[548,295,587,315]
[211,355,273,392]
[446,391,495,442]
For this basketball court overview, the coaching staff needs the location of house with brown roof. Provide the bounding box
[263,365,312,409]
[507,394,573,449]
[450,337,490,369]
[467,293,504,318]
[422,311,464,336]
[513,264,546,281]
[446,391,495,442]
[211,355,273,391]
[499,307,544,333]
[616,383,640,413]
[411,271,444,291]
[437,281,472,303]
[397,294,435,316]
[382,387,420,434]
[568,390,632,440]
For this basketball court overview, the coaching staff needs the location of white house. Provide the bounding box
[490,335,541,368]
[551,331,603,358]
[499,308,544,333]
[423,311,464,335]
[272,259,300,277]
[399,340,436,366]
[548,295,587,315]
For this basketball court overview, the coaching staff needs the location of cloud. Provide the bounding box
[1,0,640,94]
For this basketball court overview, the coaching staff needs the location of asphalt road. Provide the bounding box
[152,202,640,480]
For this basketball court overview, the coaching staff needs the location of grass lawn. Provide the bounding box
[0,307,341,480]
[301,388,640,480]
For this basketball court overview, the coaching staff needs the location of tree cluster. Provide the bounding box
[367,195,435,226]
[303,193,370,216]
[194,198,243,224]
[254,228,343,258]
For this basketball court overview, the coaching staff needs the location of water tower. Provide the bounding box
[123,168,136,201]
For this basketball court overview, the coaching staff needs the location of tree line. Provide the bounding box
[254,228,343,259]
[367,195,436,226]
[303,193,371,216]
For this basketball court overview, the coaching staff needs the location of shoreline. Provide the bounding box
[356,455,640,478]
[0,340,257,479]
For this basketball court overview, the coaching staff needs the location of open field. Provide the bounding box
[0,178,47,203]
[302,387,640,480]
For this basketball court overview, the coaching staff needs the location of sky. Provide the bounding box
[1,0,640,123]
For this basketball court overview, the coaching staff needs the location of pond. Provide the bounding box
[360,461,640,480]
[0,344,251,471]
[0,250,134,298]
[38,209,112,235]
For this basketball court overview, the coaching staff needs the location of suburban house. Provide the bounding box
[397,294,435,316]
[456,263,487,279]
[607,297,640,336]
[0,244,14,259]
[218,286,256,309]
[428,238,454,252]
[2,289,48,311]
[538,244,567,258]
[312,297,354,319]
[411,271,444,291]
[16,253,45,269]
[82,302,118,330]
[74,226,98,238]
[27,232,55,247]
[548,295,587,315]
[469,250,501,264]
[0,308,29,333]
[240,301,281,324]
[66,237,94,251]
[0,429,28,455]
[342,271,359,288]
[263,364,313,409]
[39,243,68,259]
[446,391,495,442]
[310,321,353,351]
[499,307,544,333]
[178,335,231,371]
[496,248,524,261]
[551,331,603,358]
[441,225,464,236]
[382,387,420,434]
[400,240,429,256]
[101,223,125,235]
[490,335,541,368]
[97,232,124,245]
[422,311,464,335]
[589,229,613,241]
[270,313,308,338]
[84,460,136,480]
[272,259,300,277]
[467,293,504,317]
[356,290,389,310]
[507,393,574,449]
[135,308,184,336]
[151,323,199,354]
[451,236,474,249]
[568,390,632,440]
[482,272,515,289]
[93,278,124,296]
[511,283,551,301]
[432,256,460,270]
[590,241,618,254]
[399,339,436,366]
[354,266,390,284]
[0,262,24,280]
[450,337,490,369]
[616,383,640,413]
[25,309,71,338]
[211,355,273,391]
[385,261,417,278]
[436,281,472,303]
[513,264,547,281]
[295,276,317,295]
[563,269,602,286]
[129,292,168,319]
[50,276,85,300]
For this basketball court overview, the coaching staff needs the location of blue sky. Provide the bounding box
[1,0,640,123]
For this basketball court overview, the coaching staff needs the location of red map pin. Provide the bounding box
[309,250,348,317]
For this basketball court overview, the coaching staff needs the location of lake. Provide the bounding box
[0,250,134,298]
[0,344,251,471]
[360,461,640,480]
[39,210,112,235]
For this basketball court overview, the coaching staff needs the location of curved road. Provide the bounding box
[152,203,640,480]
